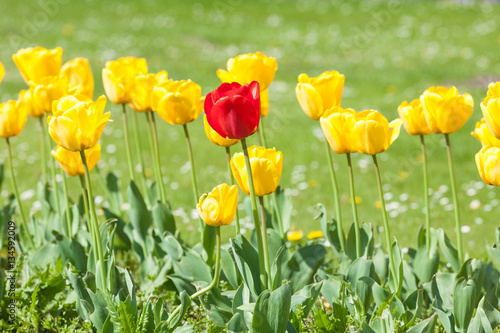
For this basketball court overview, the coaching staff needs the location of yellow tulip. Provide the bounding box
[203,114,239,147]
[476,145,500,187]
[261,89,269,117]
[217,52,277,91]
[197,183,238,227]
[51,143,101,177]
[296,71,345,120]
[231,145,283,196]
[471,118,500,147]
[102,56,148,104]
[351,110,402,155]
[320,106,357,154]
[48,95,111,151]
[287,231,303,242]
[129,71,168,112]
[61,57,94,98]
[397,99,432,135]
[29,75,68,115]
[0,99,28,138]
[152,79,202,125]
[307,230,324,240]
[481,82,500,139]
[0,62,4,85]
[420,86,474,134]
[17,90,37,118]
[12,46,63,84]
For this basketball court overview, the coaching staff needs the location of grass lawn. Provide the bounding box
[0,0,499,257]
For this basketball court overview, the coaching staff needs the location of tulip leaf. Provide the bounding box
[172,249,212,284]
[272,186,292,236]
[167,291,191,331]
[346,222,374,261]
[230,234,262,297]
[162,235,183,261]
[316,203,341,254]
[152,201,176,235]
[281,244,326,293]
[413,246,439,284]
[346,257,378,311]
[407,314,438,333]
[436,228,461,273]
[232,283,252,331]
[454,277,477,332]
[220,248,239,290]
[290,281,324,318]
[126,180,152,243]
[252,283,291,333]
[106,172,123,215]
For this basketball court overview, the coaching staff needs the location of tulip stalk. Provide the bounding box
[121,104,135,181]
[183,124,200,213]
[372,155,397,289]
[420,135,431,256]
[325,141,345,253]
[259,196,272,288]
[44,115,62,218]
[61,170,72,238]
[145,112,166,203]
[6,138,27,226]
[38,117,48,184]
[225,146,240,233]
[131,111,150,206]
[241,138,267,289]
[346,153,360,257]
[79,175,98,265]
[258,116,268,148]
[445,134,463,262]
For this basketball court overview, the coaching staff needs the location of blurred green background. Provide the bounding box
[0,0,499,256]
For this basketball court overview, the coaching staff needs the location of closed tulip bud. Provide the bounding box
[320,106,357,154]
[197,183,238,227]
[102,56,148,104]
[351,110,402,155]
[29,75,68,115]
[152,79,202,125]
[51,143,101,177]
[471,118,500,147]
[203,114,239,147]
[48,95,111,151]
[296,71,345,120]
[205,81,260,140]
[420,86,474,134]
[130,71,168,112]
[231,145,283,196]
[217,52,277,91]
[476,146,500,187]
[12,46,63,84]
[397,99,432,135]
[0,99,28,138]
[61,57,94,98]
[0,62,4,85]
[481,82,500,140]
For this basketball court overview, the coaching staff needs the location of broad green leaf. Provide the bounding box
[346,222,374,261]
[290,281,324,318]
[281,244,326,293]
[437,228,461,273]
[252,284,291,333]
[162,235,183,261]
[347,257,377,311]
[272,186,292,236]
[220,248,238,290]
[152,201,177,235]
[316,203,341,253]
[407,314,438,333]
[454,277,477,332]
[167,291,191,331]
[126,180,152,242]
[413,246,439,284]
[230,235,262,297]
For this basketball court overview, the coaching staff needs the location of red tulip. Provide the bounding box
[204,81,260,139]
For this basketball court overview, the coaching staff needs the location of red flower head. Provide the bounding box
[204,81,260,140]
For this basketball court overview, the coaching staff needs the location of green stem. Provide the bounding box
[258,116,268,148]
[45,115,61,218]
[61,170,72,238]
[145,112,165,203]
[151,113,167,203]
[325,140,345,252]
[372,155,397,287]
[80,151,107,291]
[271,192,284,236]
[241,138,266,289]
[421,135,431,256]
[38,117,48,184]
[346,153,360,257]
[122,104,135,181]
[445,134,463,262]
[80,175,98,264]
[226,146,240,234]
[131,110,150,206]
[259,196,272,288]
[183,124,199,207]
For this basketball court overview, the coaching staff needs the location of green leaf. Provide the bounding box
[172,249,212,284]
[281,244,326,293]
[127,180,152,242]
[346,222,374,261]
[220,248,239,290]
[152,201,177,235]
[167,291,191,331]
[317,203,341,254]
[477,296,500,329]
[454,277,477,332]
[272,186,292,236]
[230,235,262,297]
[162,235,183,261]
[203,225,217,265]
[413,246,439,284]
[106,172,123,214]
[252,283,292,333]
[432,273,456,312]
[347,257,377,311]
[407,314,438,333]
[290,281,323,318]
[436,228,461,273]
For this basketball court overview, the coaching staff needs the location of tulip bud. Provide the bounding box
[129,71,168,112]
[151,79,202,124]
[52,144,101,177]
[320,106,357,154]
[397,99,432,136]
[12,46,63,84]
[351,110,402,155]
[197,184,238,227]
[0,99,28,138]
[102,56,148,104]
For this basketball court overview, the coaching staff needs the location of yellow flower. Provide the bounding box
[197,183,238,227]
[51,143,101,177]
[231,145,283,196]
[48,95,111,151]
[351,110,402,155]
[0,62,4,85]
[307,230,324,240]
[420,86,474,134]
[481,82,500,139]
[102,56,148,104]
[12,46,63,84]
[296,71,345,120]
[29,75,68,116]
[17,90,37,118]
[320,106,357,154]
[152,79,203,125]
[397,99,432,135]
[61,57,94,98]
[0,99,28,138]
[261,89,269,117]
[287,231,303,242]
[129,71,168,112]
[471,118,500,147]
[217,52,277,91]
[203,114,239,147]
[476,145,500,187]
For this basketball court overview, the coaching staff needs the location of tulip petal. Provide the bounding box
[296,83,324,120]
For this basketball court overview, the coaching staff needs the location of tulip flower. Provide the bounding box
[205,81,260,140]
[397,99,432,136]
[476,145,500,187]
[48,95,111,152]
[231,145,282,197]
[217,52,277,91]
[472,118,500,147]
[420,86,474,134]
[152,79,203,124]
[320,106,357,154]
[51,144,101,177]
[12,46,63,84]
[203,114,239,147]
[129,71,168,112]
[481,82,500,140]
[0,99,28,138]
[296,71,345,120]
[0,62,4,85]
[61,57,94,98]
[102,56,148,104]
[197,184,238,227]
[29,75,68,116]
[351,110,402,155]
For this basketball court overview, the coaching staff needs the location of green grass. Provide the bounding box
[0,0,499,256]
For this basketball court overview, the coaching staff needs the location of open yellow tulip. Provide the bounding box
[152,79,202,125]
[29,75,68,116]
[397,99,432,136]
[12,46,63,84]
[102,56,148,104]
[0,99,28,138]
[52,144,101,177]
[129,71,168,112]
[320,106,357,154]
[61,57,94,98]
[351,110,402,155]
[476,145,500,187]
[197,184,238,227]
